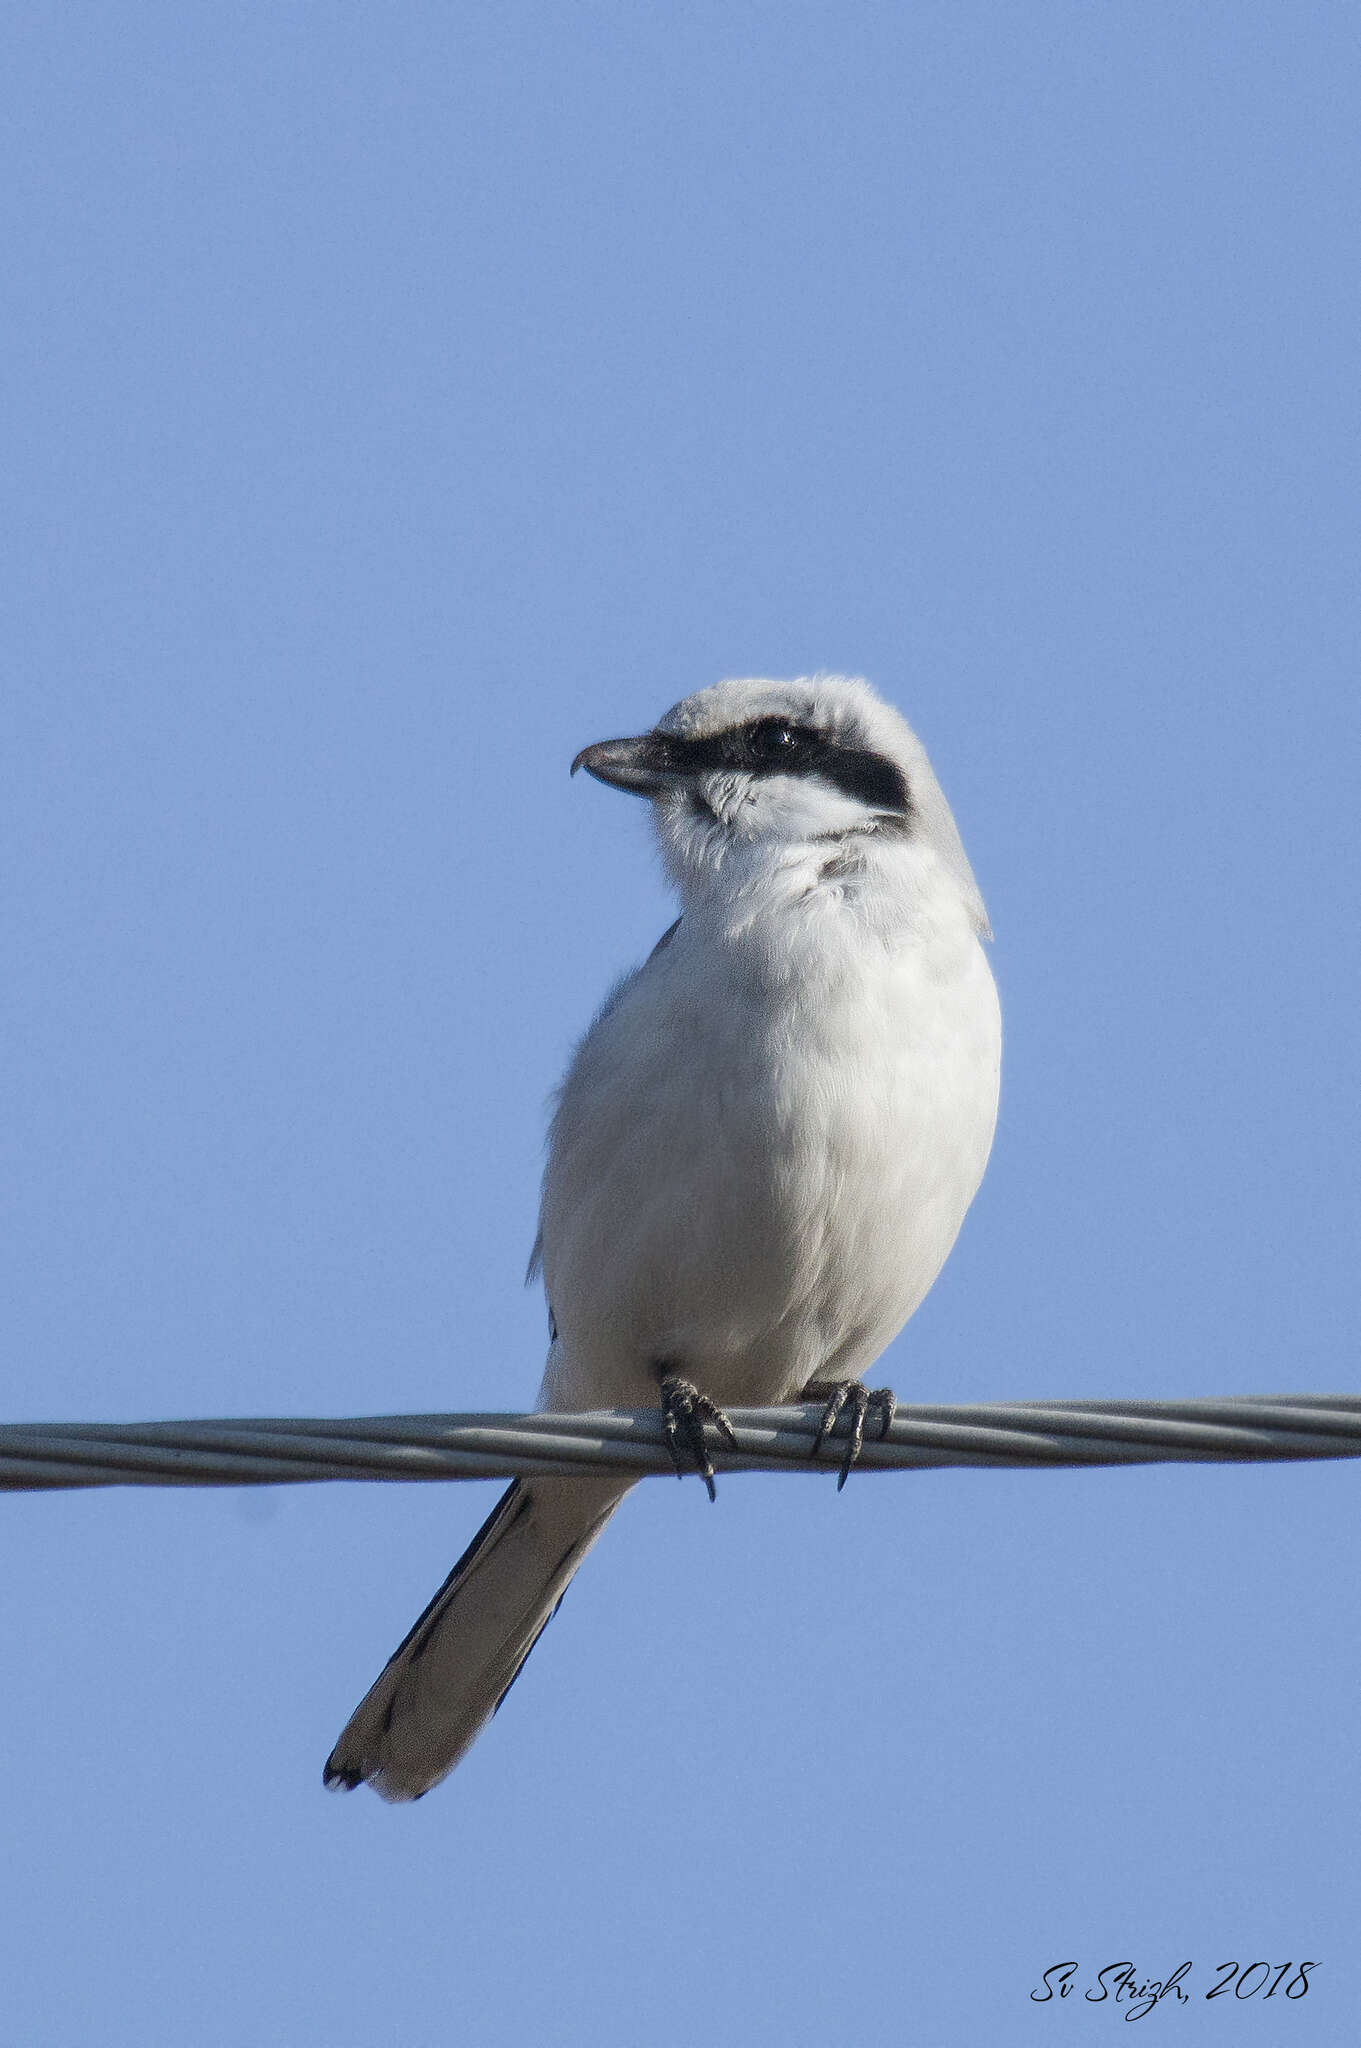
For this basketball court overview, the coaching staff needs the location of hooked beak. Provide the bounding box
[570,732,677,797]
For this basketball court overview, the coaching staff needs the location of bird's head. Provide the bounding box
[572,674,990,935]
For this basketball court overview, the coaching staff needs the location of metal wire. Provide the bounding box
[3,1394,1360,1492]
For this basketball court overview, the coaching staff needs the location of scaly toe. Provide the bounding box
[656,1372,735,1502]
[802,1379,896,1489]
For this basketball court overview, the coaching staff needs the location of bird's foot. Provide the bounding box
[802,1379,896,1491]
[656,1371,737,1502]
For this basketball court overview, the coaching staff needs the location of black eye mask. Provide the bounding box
[657,717,913,817]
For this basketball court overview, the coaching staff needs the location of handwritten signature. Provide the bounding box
[1030,1960,1318,2019]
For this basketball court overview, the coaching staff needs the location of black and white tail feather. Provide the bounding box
[324,1475,626,1801]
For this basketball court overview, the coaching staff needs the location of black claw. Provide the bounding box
[803,1380,896,1489]
[657,1372,735,1502]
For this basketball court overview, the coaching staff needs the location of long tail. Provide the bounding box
[324,1473,630,1802]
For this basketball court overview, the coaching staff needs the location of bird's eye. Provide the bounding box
[750,718,801,758]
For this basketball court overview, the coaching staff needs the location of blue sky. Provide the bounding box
[2,4,1358,2040]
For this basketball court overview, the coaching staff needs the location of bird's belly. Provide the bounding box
[539,937,1000,1413]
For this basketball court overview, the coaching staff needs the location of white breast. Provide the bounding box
[537,873,1000,1414]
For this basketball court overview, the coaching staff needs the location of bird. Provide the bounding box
[325,673,1001,1801]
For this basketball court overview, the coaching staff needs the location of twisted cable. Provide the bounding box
[3,1393,1360,1491]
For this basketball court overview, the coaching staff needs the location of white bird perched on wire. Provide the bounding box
[325,673,1001,1801]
